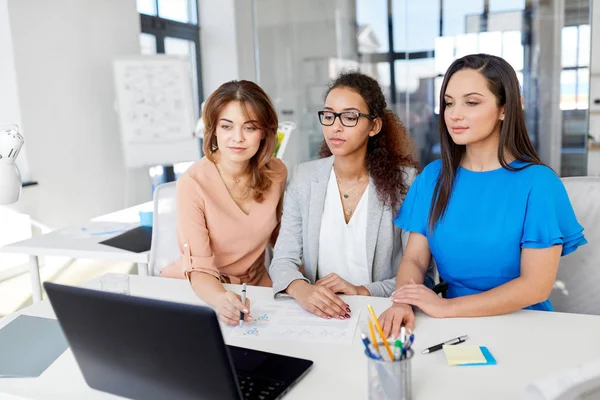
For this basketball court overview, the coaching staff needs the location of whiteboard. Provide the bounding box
[113,55,200,168]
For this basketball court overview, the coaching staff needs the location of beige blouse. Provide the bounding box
[160,157,287,287]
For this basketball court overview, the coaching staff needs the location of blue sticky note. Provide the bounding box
[459,346,496,366]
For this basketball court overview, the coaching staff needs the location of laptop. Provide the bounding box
[44,282,313,400]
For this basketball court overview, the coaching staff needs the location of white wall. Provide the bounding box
[0,0,30,181]
[198,0,261,99]
[199,0,239,97]
[5,0,151,228]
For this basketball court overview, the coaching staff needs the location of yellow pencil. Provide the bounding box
[368,319,380,352]
[367,304,394,361]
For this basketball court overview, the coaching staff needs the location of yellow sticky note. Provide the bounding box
[443,345,486,365]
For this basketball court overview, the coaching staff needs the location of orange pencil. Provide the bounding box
[367,304,394,361]
[368,319,380,352]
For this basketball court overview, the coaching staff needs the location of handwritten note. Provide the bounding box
[229,300,359,344]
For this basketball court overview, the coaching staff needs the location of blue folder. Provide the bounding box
[0,315,69,377]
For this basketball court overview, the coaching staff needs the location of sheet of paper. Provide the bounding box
[229,300,359,344]
[443,345,486,365]
[59,221,135,239]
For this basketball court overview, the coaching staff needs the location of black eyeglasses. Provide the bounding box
[317,111,375,127]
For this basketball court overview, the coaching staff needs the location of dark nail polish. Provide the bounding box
[346,307,351,313]
[345,313,350,318]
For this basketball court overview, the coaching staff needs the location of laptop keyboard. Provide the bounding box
[237,373,286,400]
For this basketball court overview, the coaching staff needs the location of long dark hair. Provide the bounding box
[430,53,544,229]
[319,72,417,211]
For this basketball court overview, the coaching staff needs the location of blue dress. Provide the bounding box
[394,159,587,311]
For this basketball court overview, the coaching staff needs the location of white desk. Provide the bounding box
[0,203,152,303]
[1,275,600,399]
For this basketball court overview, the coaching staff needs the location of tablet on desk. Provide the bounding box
[98,226,152,253]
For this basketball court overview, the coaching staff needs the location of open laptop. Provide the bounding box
[44,282,313,400]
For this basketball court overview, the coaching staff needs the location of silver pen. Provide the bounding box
[421,335,469,354]
[239,283,247,327]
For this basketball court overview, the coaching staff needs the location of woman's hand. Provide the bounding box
[315,273,369,296]
[379,303,415,339]
[287,280,351,319]
[391,279,451,318]
[216,291,252,326]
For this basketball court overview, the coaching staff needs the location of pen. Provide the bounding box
[404,334,415,351]
[239,283,247,327]
[361,334,381,360]
[421,335,468,354]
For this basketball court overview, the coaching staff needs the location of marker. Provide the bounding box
[394,339,403,360]
[239,283,247,327]
[400,326,406,344]
[421,335,468,354]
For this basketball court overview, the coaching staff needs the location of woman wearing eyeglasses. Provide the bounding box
[269,72,433,319]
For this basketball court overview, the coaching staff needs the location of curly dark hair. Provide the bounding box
[318,71,417,212]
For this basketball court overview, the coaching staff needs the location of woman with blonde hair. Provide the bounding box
[161,80,287,326]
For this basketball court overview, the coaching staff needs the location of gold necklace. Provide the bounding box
[336,174,368,216]
[216,163,245,184]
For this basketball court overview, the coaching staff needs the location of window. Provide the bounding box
[489,0,525,12]
[392,0,440,52]
[442,0,484,37]
[137,0,202,117]
[356,0,389,53]
[560,24,590,110]
[139,33,157,55]
[158,0,198,24]
[137,0,202,183]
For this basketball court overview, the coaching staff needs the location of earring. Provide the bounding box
[500,115,505,121]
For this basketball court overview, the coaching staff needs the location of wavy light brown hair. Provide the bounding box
[319,72,417,211]
[203,80,280,202]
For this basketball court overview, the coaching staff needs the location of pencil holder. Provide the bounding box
[365,347,413,400]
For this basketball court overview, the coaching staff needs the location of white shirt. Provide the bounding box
[317,169,371,286]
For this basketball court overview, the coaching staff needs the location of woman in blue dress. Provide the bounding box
[380,54,587,338]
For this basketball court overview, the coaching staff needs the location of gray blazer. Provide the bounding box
[269,156,418,298]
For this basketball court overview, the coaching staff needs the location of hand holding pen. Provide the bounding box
[215,284,252,326]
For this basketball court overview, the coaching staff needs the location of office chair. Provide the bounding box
[148,182,179,276]
[550,176,600,315]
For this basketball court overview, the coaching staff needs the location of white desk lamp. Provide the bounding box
[0,125,24,205]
